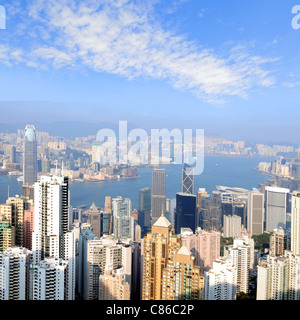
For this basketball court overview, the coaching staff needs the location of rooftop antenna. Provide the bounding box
[62,160,64,177]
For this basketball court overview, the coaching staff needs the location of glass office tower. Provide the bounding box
[23,125,37,186]
[175,192,197,234]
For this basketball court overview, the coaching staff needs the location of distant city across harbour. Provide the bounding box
[0,155,274,210]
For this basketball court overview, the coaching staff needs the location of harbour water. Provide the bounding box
[0,156,274,210]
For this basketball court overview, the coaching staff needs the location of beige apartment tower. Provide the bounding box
[142,215,181,300]
[141,215,205,300]
[99,265,130,300]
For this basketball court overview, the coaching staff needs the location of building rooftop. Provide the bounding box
[153,215,172,228]
[177,246,192,256]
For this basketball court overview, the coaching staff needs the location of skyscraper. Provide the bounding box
[99,265,131,300]
[161,246,205,300]
[181,227,221,273]
[247,191,264,235]
[32,175,75,299]
[257,251,300,300]
[141,215,180,300]
[291,192,300,255]
[151,169,166,225]
[9,145,16,164]
[112,197,134,241]
[138,187,151,235]
[204,256,237,300]
[228,239,251,295]
[85,237,132,300]
[196,188,207,227]
[199,193,212,230]
[211,191,223,232]
[175,193,197,234]
[23,125,37,186]
[182,163,194,195]
[6,196,32,247]
[265,186,290,232]
[29,257,69,300]
[87,202,102,238]
[0,247,32,300]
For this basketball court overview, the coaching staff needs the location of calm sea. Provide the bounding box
[0,156,274,210]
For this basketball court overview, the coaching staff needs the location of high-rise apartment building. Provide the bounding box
[77,224,98,299]
[247,191,264,235]
[6,196,32,247]
[23,125,37,186]
[204,256,237,300]
[99,265,130,300]
[141,215,181,300]
[228,239,251,295]
[0,247,32,300]
[270,227,286,256]
[24,205,34,250]
[151,169,166,225]
[85,236,132,300]
[291,192,300,255]
[29,257,69,300]
[32,175,75,299]
[181,227,220,272]
[161,245,205,300]
[265,186,290,232]
[257,251,300,300]
[0,219,15,252]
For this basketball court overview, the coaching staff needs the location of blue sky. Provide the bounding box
[0,0,300,144]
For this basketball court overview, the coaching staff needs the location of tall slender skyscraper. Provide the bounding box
[182,163,194,194]
[23,125,37,186]
[151,169,166,225]
[291,192,300,255]
[32,175,75,299]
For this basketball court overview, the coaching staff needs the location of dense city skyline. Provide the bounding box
[1,0,300,307]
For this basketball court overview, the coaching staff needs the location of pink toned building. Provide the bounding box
[181,227,221,272]
[24,205,34,250]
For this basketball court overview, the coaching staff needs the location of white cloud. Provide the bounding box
[31,47,73,69]
[2,0,277,103]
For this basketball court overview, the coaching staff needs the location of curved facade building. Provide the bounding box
[23,125,37,186]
